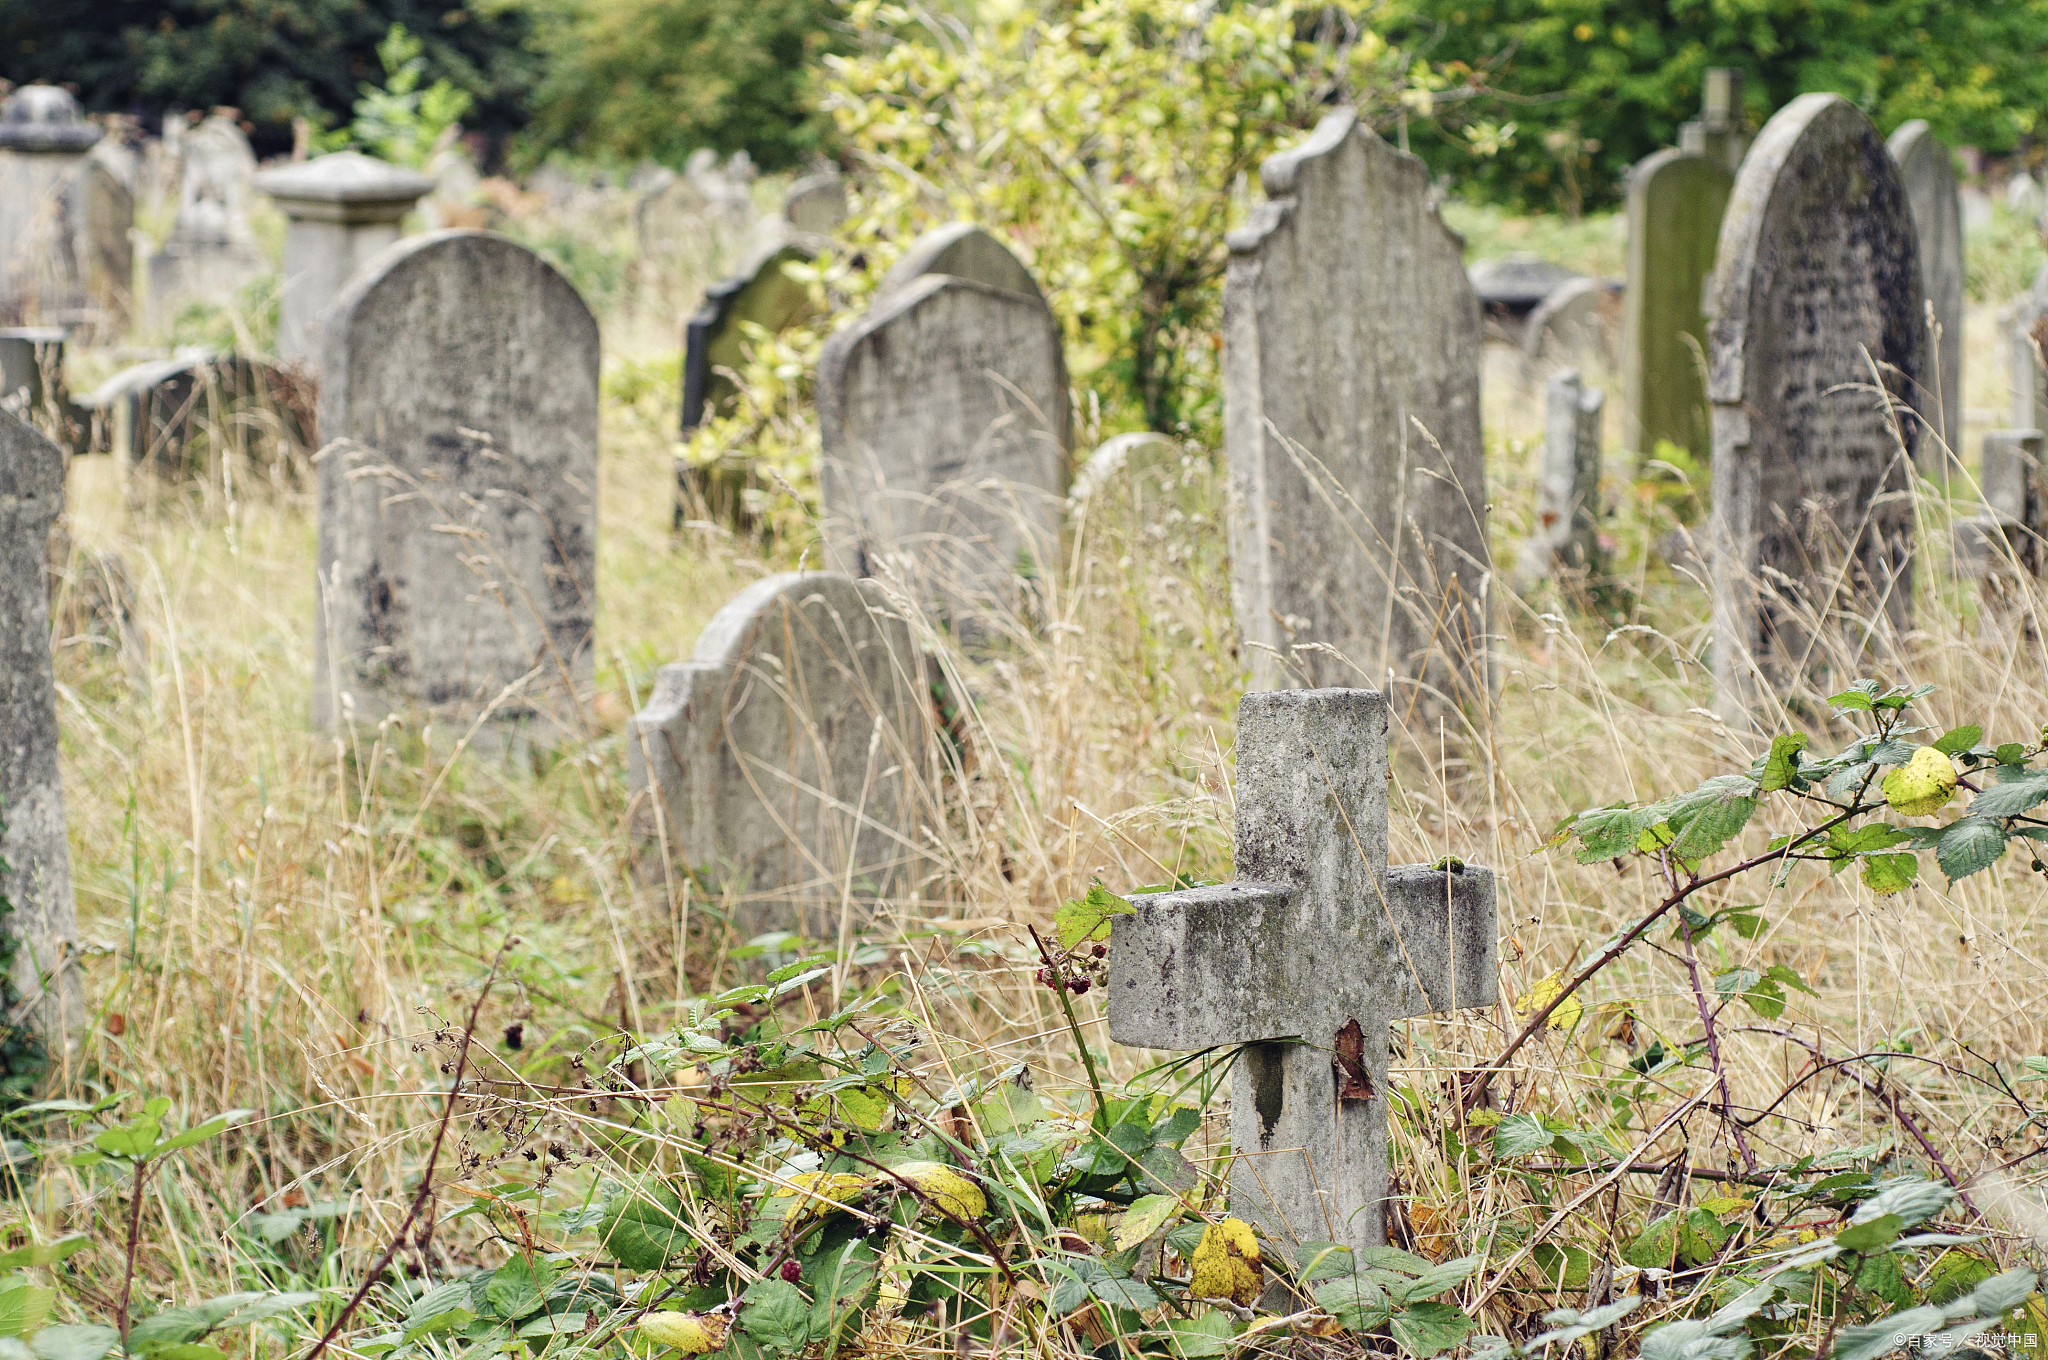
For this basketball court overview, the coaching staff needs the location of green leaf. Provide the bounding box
[1829,687,1877,713]
[1996,744,2029,764]
[29,1327,121,1360]
[1314,1275,1390,1331]
[739,1279,813,1353]
[1762,964,1817,997]
[1836,1307,1945,1360]
[484,1257,554,1321]
[1528,1244,1592,1289]
[1392,1256,1481,1301]
[1111,1194,1181,1251]
[1054,884,1136,950]
[0,1240,88,1272]
[1959,1267,2040,1318]
[1936,818,2009,881]
[1758,733,1809,791]
[1163,1313,1242,1359]
[1623,1213,1679,1269]
[1933,726,1984,756]
[153,1110,256,1156]
[597,1179,689,1271]
[1834,1214,1906,1251]
[1660,776,1759,860]
[92,1118,160,1159]
[1492,1114,1556,1159]
[1861,853,1917,894]
[1389,1301,1477,1358]
[1967,769,2048,819]
[0,1285,52,1339]
[402,1308,477,1344]
[1572,805,1648,862]
[1294,1243,1355,1284]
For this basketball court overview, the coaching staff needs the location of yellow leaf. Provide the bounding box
[1408,1202,1458,1261]
[1189,1217,1263,1306]
[1517,972,1584,1032]
[773,1171,869,1229]
[891,1161,987,1221]
[639,1311,729,1355]
[1698,1195,1750,1218]
[1883,746,1957,817]
[1112,1193,1182,1251]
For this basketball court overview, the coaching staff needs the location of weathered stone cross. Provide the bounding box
[1108,688,1497,1254]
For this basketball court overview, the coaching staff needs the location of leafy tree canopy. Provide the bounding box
[1379,0,2048,212]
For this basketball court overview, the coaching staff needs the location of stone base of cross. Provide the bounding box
[1109,688,1498,1255]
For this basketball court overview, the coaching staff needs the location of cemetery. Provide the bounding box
[6,9,2048,1357]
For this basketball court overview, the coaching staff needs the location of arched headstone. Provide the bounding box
[315,231,599,746]
[680,242,817,433]
[1223,107,1489,725]
[785,172,848,236]
[1621,149,1733,457]
[1888,120,1964,469]
[1708,93,1923,711]
[875,222,1044,305]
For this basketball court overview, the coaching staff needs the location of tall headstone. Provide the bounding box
[627,572,931,934]
[315,231,599,744]
[680,243,818,433]
[817,273,1069,626]
[0,410,85,1053]
[0,85,133,334]
[1708,94,1924,711]
[1888,120,1964,469]
[1521,369,1605,585]
[150,111,265,321]
[1621,149,1733,457]
[254,151,435,368]
[1109,687,1497,1254]
[1678,68,1751,174]
[1223,107,1489,723]
[875,223,1045,305]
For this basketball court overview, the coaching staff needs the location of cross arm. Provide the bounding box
[1106,881,1299,1051]
[1379,862,1499,1020]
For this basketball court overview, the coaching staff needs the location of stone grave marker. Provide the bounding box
[1953,430,2046,595]
[2008,265,2048,435]
[1223,107,1489,723]
[0,328,71,437]
[150,110,265,322]
[1468,255,1578,345]
[876,222,1044,305]
[1522,277,1618,378]
[1621,148,1733,457]
[1707,93,1923,710]
[1678,68,1751,174]
[316,231,599,745]
[82,351,314,497]
[0,409,85,1052]
[254,151,434,367]
[1109,687,1497,1253]
[1521,368,1605,586]
[680,242,818,433]
[817,272,1068,626]
[785,172,848,236]
[0,85,133,334]
[627,572,931,934]
[1888,120,1963,469]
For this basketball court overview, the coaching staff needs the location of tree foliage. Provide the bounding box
[1379,0,2048,212]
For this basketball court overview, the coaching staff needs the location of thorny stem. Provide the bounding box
[1671,857,1757,1173]
[1028,925,1111,1128]
[117,1157,147,1341]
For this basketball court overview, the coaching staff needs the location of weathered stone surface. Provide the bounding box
[1677,68,1751,174]
[1888,120,1964,468]
[1953,430,2046,590]
[254,151,435,367]
[1621,149,1732,456]
[1708,93,1924,711]
[2007,265,2048,434]
[315,231,599,743]
[785,172,848,236]
[1109,688,1496,1253]
[818,273,1069,623]
[1522,276,1618,375]
[1521,369,1605,584]
[1468,255,1579,313]
[875,223,1044,305]
[150,112,265,321]
[0,86,132,334]
[0,409,84,1053]
[1224,107,1489,721]
[627,572,932,934]
[680,242,818,432]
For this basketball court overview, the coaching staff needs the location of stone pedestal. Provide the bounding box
[0,86,133,335]
[254,151,434,368]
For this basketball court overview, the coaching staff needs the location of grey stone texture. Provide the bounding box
[680,242,818,432]
[1621,149,1732,456]
[254,151,435,368]
[0,86,133,335]
[1708,93,1924,711]
[0,329,69,434]
[627,572,932,935]
[818,272,1069,624]
[1887,120,1964,468]
[1522,277,1618,376]
[1108,688,1497,1254]
[785,173,849,236]
[1953,430,2046,592]
[1223,107,1490,721]
[1522,369,1606,584]
[875,223,1045,305]
[150,112,265,323]
[1677,68,1751,174]
[0,410,84,1053]
[2007,265,2048,436]
[315,231,599,743]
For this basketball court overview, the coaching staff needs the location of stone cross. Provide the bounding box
[1707,93,1923,712]
[1678,68,1750,174]
[0,409,84,1055]
[253,151,435,368]
[1888,120,1963,473]
[1520,369,1605,586]
[0,85,132,335]
[627,572,931,936]
[1109,688,1497,1254]
[1620,147,1731,458]
[316,230,598,749]
[1224,108,1489,727]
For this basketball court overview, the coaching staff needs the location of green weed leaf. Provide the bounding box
[739,1279,812,1353]
[1933,726,1984,755]
[1967,769,2048,819]
[1055,884,1135,950]
[1936,818,2008,881]
[1388,1301,1477,1358]
[1758,733,1808,791]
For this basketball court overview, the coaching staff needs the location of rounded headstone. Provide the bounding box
[875,222,1044,305]
[784,171,848,236]
[1621,148,1733,457]
[1887,120,1964,468]
[0,86,101,154]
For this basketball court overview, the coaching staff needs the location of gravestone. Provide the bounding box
[785,172,848,236]
[315,231,599,744]
[254,151,434,367]
[1522,277,1618,376]
[82,351,313,493]
[0,409,85,1053]
[1223,106,1489,723]
[2008,266,2048,436]
[875,223,1045,305]
[1678,68,1750,174]
[1621,149,1733,456]
[0,328,70,435]
[1521,369,1605,585]
[817,273,1069,625]
[1109,687,1497,1253]
[1953,430,2045,590]
[627,572,931,934]
[150,111,266,321]
[1707,93,1924,711]
[1888,120,1964,468]
[680,242,818,432]
[0,85,133,334]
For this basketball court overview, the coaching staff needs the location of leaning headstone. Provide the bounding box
[315,231,599,745]
[1521,369,1605,586]
[0,409,85,1053]
[1621,148,1733,456]
[1707,93,1923,711]
[0,85,133,334]
[150,110,265,322]
[253,151,435,367]
[679,242,818,433]
[818,273,1069,626]
[1677,68,1750,174]
[784,172,848,236]
[1224,107,1490,722]
[1109,687,1497,1253]
[627,572,931,934]
[1888,120,1964,469]
[875,223,1044,305]
[1468,254,1578,344]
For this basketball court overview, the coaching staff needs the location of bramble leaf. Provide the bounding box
[1055,884,1135,950]
[1758,733,1808,792]
[1966,768,2048,819]
[1933,726,1983,756]
[1935,818,2008,882]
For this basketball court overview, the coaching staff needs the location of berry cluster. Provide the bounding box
[1035,941,1108,995]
